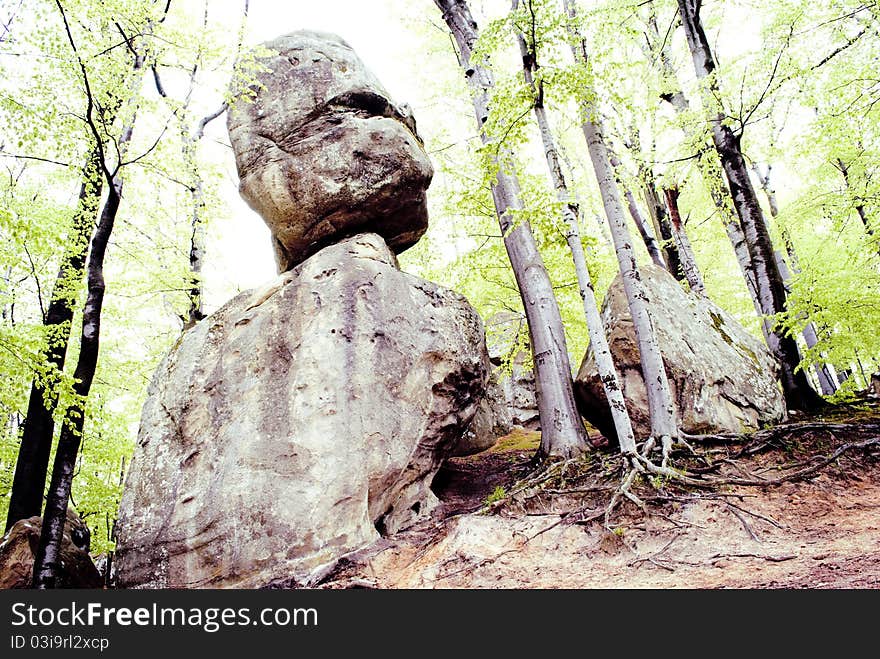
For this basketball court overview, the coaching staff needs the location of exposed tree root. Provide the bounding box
[484,410,880,535]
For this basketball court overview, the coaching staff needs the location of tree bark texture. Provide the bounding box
[435,0,588,458]
[678,0,823,411]
[564,0,679,444]
[514,0,636,454]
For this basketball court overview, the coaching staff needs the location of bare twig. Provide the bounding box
[725,503,760,542]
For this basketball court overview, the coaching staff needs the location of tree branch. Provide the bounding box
[53,0,112,183]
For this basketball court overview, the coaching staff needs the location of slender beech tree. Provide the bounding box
[563,0,679,453]
[5,0,150,531]
[5,149,104,531]
[663,186,706,296]
[32,1,156,587]
[606,150,666,269]
[834,157,877,255]
[512,0,636,455]
[752,163,837,395]
[434,0,589,459]
[677,0,823,411]
[644,3,762,316]
[156,83,228,330]
[632,138,685,282]
[169,0,248,330]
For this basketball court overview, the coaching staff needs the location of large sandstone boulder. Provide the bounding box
[228,31,433,272]
[116,233,488,589]
[0,509,102,589]
[575,264,786,443]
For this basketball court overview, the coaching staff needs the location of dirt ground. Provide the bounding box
[320,403,880,589]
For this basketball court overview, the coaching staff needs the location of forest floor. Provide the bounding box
[319,399,880,589]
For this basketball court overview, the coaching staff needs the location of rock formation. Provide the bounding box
[575,264,786,443]
[453,374,512,457]
[228,31,433,272]
[452,312,543,456]
[116,32,489,589]
[0,509,102,589]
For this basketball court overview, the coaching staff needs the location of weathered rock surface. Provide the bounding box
[453,312,544,456]
[116,233,488,589]
[0,509,102,589]
[575,264,786,442]
[499,368,540,430]
[228,31,433,272]
[452,373,512,456]
[485,312,540,430]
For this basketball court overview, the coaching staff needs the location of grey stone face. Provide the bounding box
[227,31,433,271]
[115,234,488,588]
[575,264,787,443]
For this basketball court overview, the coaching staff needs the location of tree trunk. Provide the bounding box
[663,186,706,296]
[513,0,636,454]
[774,254,837,395]
[754,163,837,396]
[646,8,689,112]
[564,0,679,446]
[32,178,121,588]
[181,104,228,330]
[435,0,588,459]
[31,32,147,585]
[677,0,823,411]
[640,167,684,282]
[704,154,763,318]
[606,150,666,269]
[836,157,878,255]
[182,138,206,330]
[645,1,762,316]
[4,148,103,532]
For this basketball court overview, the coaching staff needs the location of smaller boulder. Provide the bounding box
[0,509,102,589]
[499,368,540,430]
[575,264,787,443]
[453,371,513,456]
[485,312,540,430]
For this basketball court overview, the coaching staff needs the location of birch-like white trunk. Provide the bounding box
[640,164,685,281]
[564,0,678,445]
[678,0,823,411]
[754,164,837,395]
[606,150,666,269]
[513,2,636,454]
[645,1,762,317]
[435,0,589,459]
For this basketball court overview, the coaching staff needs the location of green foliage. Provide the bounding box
[484,485,507,505]
[0,0,251,554]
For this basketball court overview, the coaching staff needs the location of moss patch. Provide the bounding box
[489,427,542,453]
